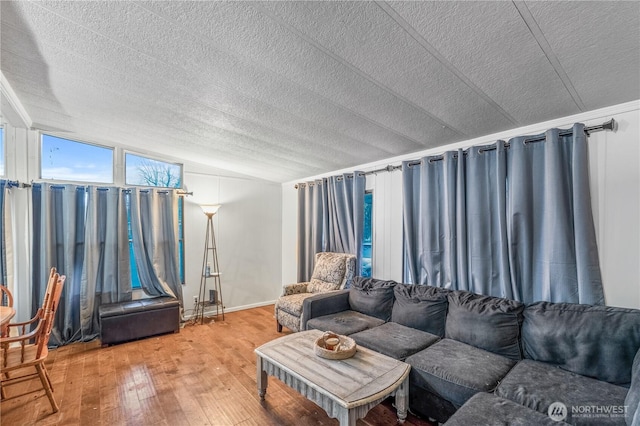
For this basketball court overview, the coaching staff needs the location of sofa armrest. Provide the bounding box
[282,282,309,296]
[301,289,350,330]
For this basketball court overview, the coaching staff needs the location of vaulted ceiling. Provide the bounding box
[1,1,639,182]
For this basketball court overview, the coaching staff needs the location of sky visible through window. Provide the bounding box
[41,134,113,183]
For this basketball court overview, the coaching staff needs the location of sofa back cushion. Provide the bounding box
[445,290,524,361]
[522,302,640,385]
[391,283,449,337]
[348,277,397,321]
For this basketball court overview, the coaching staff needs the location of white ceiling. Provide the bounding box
[1,1,639,183]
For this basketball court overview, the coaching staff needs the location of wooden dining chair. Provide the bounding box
[0,285,14,338]
[0,270,65,413]
[0,285,13,308]
[3,268,58,337]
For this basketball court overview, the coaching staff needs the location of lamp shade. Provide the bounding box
[200,204,221,216]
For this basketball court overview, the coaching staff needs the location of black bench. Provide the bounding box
[99,296,180,347]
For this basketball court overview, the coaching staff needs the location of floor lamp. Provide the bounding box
[196,204,225,324]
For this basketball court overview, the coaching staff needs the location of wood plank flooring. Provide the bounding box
[0,305,434,426]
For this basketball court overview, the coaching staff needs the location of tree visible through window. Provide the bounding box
[125,153,181,187]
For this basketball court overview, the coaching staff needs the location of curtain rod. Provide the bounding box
[407,118,617,165]
[296,119,616,187]
[21,181,192,195]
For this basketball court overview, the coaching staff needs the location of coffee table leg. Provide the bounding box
[338,408,357,426]
[395,377,409,424]
[256,356,268,400]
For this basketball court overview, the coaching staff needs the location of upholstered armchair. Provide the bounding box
[275,252,357,332]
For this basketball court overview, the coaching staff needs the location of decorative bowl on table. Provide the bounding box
[314,331,357,360]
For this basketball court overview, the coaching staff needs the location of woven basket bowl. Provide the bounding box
[314,332,357,360]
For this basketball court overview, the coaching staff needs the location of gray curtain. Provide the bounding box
[326,173,365,275]
[80,187,132,336]
[296,172,365,281]
[128,188,182,305]
[32,183,132,346]
[296,180,328,281]
[403,123,604,305]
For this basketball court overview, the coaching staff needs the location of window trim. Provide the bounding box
[39,132,115,184]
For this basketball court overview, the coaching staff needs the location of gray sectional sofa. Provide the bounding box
[303,277,640,425]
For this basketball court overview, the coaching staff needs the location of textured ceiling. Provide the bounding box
[1,1,639,183]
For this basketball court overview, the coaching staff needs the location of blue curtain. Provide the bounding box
[296,172,365,280]
[128,188,183,305]
[32,184,131,346]
[403,123,604,305]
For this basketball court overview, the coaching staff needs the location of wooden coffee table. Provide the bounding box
[255,329,410,425]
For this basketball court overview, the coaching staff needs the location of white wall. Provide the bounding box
[282,100,640,309]
[183,171,282,317]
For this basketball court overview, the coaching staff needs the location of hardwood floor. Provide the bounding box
[0,305,434,426]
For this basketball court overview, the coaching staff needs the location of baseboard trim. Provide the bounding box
[182,299,276,320]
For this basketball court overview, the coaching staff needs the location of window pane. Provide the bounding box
[125,153,182,188]
[362,192,373,277]
[0,127,4,176]
[41,134,113,183]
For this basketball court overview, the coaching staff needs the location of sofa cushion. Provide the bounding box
[305,310,385,335]
[444,392,568,426]
[496,359,629,425]
[348,277,397,321]
[445,290,524,360]
[391,283,449,337]
[624,349,640,426]
[522,302,640,385]
[350,322,439,360]
[406,338,516,408]
[307,253,349,293]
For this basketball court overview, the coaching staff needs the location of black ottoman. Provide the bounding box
[99,296,180,346]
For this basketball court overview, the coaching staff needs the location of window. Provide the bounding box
[41,134,113,183]
[0,126,4,176]
[361,191,373,277]
[127,196,185,289]
[125,153,184,289]
[125,153,182,188]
